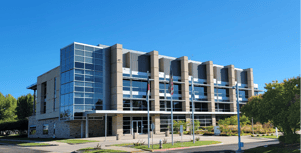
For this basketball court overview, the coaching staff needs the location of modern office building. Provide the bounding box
[27,42,262,138]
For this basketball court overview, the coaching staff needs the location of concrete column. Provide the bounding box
[180,56,189,112]
[227,65,237,112]
[206,61,216,126]
[150,51,160,111]
[206,61,215,112]
[85,115,89,138]
[246,68,254,98]
[112,114,123,136]
[36,84,41,115]
[212,114,216,126]
[185,114,191,131]
[151,114,160,134]
[33,90,36,115]
[110,44,123,111]
[81,121,84,138]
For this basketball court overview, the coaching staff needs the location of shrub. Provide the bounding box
[183,131,188,135]
[279,134,300,144]
[195,137,200,141]
[251,134,254,137]
[271,134,273,136]
[297,138,301,144]
[205,126,214,132]
[278,136,285,143]
[257,135,259,137]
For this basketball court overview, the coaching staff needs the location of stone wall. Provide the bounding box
[69,120,105,138]
[28,116,70,138]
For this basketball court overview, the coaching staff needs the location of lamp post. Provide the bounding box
[233,83,243,153]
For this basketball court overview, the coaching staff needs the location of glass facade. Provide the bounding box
[60,43,104,120]
[214,88,230,102]
[238,90,248,102]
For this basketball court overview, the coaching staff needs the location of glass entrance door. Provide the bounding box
[132,121,143,134]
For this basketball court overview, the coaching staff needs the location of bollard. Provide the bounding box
[159,139,163,149]
[116,134,120,140]
[165,130,170,137]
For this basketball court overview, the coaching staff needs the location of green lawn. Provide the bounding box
[79,148,127,153]
[56,139,98,144]
[259,135,278,139]
[244,144,300,153]
[251,135,278,139]
[0,140,52,146]
[133,141,221,150]
[0,135,63,141]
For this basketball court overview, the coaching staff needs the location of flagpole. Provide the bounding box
[147,71,150,148]
[171,93,174,145]
[192,76,195,143]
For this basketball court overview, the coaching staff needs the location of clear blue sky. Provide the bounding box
[0,0,299,98]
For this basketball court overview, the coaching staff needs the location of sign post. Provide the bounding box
[147,71,150,148]
[151,123,154,149]
[180,125,183,141]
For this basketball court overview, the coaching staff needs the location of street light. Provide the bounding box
[233,83,243,153]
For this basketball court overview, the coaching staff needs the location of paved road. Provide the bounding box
[156,139,279,153]
[0,144,49,153]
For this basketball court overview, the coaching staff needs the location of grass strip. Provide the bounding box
[0,140,52,146]
[115,141,221,150]
[56,139,98,144]
[258,135,278,139]
[79,148,127,153]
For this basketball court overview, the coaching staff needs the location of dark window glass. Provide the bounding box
[85,75,94,82]
[75,62,84,69]
[75,74,84,81]
[95,54,102,59]
[75,98,84,104]
[85,87,93,92]
[95,77,103,83]
[85,63,94,70]
[75,87,84,91]
[85,98,93,104]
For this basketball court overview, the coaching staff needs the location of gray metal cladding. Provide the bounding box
[130,53,150,72]
[236,70,242,83]
[162,58,181,76]
[122,54,127,67]
[191,63,207,79]
[215,67,221,82]
[221,68,229,82]
[104,48,111,110]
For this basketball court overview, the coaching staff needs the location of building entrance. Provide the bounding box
[132,121,143,134]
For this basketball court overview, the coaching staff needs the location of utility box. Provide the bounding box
[214,126,221,135]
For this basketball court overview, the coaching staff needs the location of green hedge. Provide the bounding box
[278,134,300,144]
[0,119,28,131]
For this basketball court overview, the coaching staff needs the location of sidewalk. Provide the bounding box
[9,134,279,153]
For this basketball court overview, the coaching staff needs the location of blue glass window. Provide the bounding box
[85,63,94,70]
[75,98,84,104]
[75,62,84,69]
